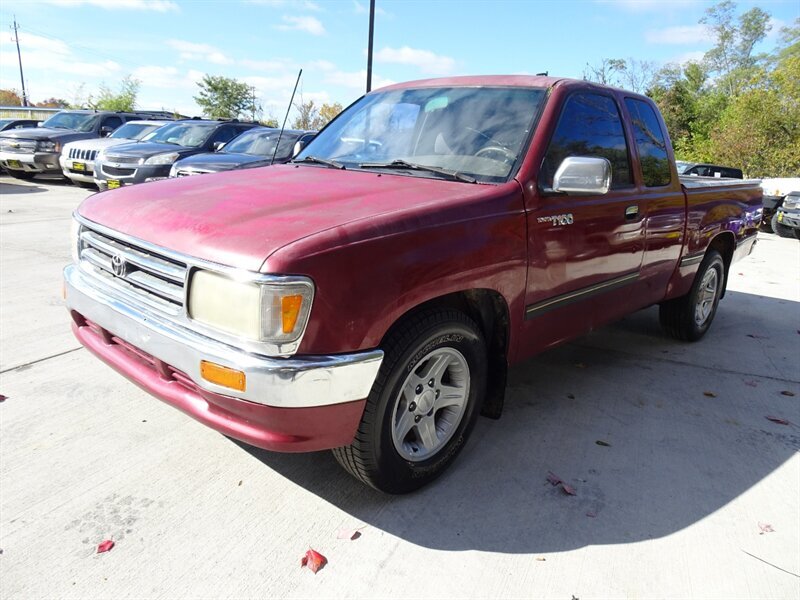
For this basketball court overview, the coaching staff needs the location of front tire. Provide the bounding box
[333,309,487,494]
[659,250,725,341]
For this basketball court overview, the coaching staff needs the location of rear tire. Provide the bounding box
[333,309,487,494]
[8,170,35,180]
[659,250,725,342]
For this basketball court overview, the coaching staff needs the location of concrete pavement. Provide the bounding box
[1,175,798,599]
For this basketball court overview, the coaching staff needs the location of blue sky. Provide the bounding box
[0,0,797,119]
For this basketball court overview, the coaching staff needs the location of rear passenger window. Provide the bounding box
[625,98,671,187]
[542,92,632,190]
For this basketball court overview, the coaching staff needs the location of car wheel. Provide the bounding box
[659,250,725,342]
[772,213,796,238]
[8,171,35,180]
[333,308,487,494]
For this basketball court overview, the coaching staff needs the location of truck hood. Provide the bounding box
[77,164,496,272]
[0,127,94,143]
[64,137,134,152]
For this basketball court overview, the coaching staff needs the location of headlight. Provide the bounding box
[188,270,314,348]
[38,140,59,152]
[144,152,179,165]
[169,163,179,178]
[70,218,81,264]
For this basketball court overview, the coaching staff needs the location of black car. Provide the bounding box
[0,109,177,179]
[94,119,259,189]
[169,128,316,177]
[0,118,39,131]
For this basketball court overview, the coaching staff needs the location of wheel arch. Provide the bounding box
[708,231,735,298]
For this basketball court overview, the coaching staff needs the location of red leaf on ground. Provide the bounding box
[561,483,577,496]
[97,540,114,553]
[0,394,7,402]
[780,390,795,397]
[703,391,717,398]
[765,416,790,425]
[758,522,774,534]
[300,549,327,574]
[586,511,597,518]
[546,471,562,486]
[337,527,364,540]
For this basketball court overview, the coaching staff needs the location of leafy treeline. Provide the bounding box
[0,76,140,112]
[586,1,799,178]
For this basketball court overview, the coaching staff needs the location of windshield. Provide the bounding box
[145,122,216,147]
[42,112,100,132]
[223,129,298,158]
[110,122,162,140]
[297,86,546,183]
[0,119,12,127]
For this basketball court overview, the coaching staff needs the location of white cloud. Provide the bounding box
[167,39,232,65]
[0,32,120,80]
[645,25,711,45]
[374,46,455,75]
[670,50,707,65]
[766,17,786,40]
[276,15,325,36]
[246,0,321,10]
[323,69,395,90]
[42,0,178,12]
[597,0,698,11]
[241,58,294,71]
[352,0,390,16]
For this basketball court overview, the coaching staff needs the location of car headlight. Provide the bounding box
[144,152,180,165]
[70,218,82,264]
[188,270,314,347]
[38,140,59,152]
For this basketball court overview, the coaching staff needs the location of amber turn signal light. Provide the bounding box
[200,360,246,392]
[281,294,304,334]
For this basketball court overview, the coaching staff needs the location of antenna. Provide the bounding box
[11,16,28,106]
[271,68,302,165]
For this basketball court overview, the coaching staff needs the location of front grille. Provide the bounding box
[68,148,99,161]
[0,138,37,153]
[103,154,142,164]
[102,165,136,177]
[78,225,187,313]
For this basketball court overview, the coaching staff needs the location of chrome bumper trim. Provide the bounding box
[64,263,383,408]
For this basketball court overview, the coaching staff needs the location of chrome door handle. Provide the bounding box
[625,205,639,219]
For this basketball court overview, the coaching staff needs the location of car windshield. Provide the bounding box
[297,86,546,183]
[42,112,100,132]
[145,122,216,147]
[0,119,12,127]
[110,123,162,140]
[223,129,298,158]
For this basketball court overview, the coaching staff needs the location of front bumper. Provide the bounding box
[60,155,95,183]
[64,263,383,451]
[0,151,61,174]
[777,207,800,230]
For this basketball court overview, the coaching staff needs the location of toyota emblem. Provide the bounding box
[111,254,127,277]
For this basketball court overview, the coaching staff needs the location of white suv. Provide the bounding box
[60,120,169,188]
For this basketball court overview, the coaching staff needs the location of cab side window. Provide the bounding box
[541,92,632,190]
[210,126,239,145]
[102,116,123,131]
[624,98,671,187]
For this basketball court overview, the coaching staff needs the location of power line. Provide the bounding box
[11,15,28,106]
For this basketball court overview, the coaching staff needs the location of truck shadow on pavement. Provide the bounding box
[236,291,799,552]
[0,181,49,195]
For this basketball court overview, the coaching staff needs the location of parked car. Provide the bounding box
[677,161,743,179]
[60,120,170,188]
[0,118,39,131]
[0,109,176,180]
[760,178,800,234]
[774,191,800,239]
[94,119,259,189]
[169,128,315,177]
[64,75,762,493]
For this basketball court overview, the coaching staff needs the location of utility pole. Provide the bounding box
[11,16,29,106]
[251,86,256,121]
[366,0,375,93]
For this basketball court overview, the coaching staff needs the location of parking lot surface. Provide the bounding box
[1,175,799,599]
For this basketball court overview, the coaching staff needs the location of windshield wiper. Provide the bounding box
[359,159,476,183]
[291,155,345,170]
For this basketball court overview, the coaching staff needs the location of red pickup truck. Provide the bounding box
[65,76,762,493]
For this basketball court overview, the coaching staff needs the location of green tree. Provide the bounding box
[0,89,22,106]
[194,75,258,119]
[292,100,343,130]
[89,76,140,111]
[35,97,70,108]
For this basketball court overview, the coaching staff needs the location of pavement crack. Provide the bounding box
[1,347,84,374]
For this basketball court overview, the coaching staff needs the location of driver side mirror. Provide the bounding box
[553,156,611,195]
[212,141,226,151]
[292,140,307,157]
[100,126,114,137]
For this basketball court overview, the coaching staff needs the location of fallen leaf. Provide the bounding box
[746,333,769,339]
[780,390,795,397]
[535,557,546,561]
[238,480,243,486]
[703,391,717,398]
[586,511,597,518]
[765,416,790,425]
[300,549,327,574]
[97,540,114,554]
[546,471,562,486]
[595,440,611,447]
[758,522,774,534]
[0,394,6,402]
[744,380,758,388]
[337,527,364,540]
[561,483,577,496]
[567,393,575,400]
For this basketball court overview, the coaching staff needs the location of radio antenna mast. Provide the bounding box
[271,68,302,165]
